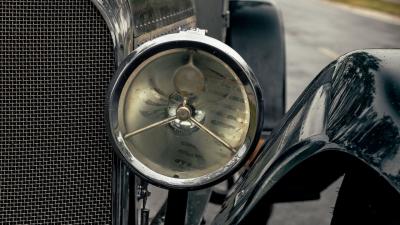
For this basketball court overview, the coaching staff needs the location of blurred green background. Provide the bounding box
[330,0,400,16]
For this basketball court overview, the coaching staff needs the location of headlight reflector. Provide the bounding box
[108,32,263,189]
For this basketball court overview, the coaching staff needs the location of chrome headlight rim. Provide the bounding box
[107,32,263,190]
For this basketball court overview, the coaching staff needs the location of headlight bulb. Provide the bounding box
[173,51,205,97]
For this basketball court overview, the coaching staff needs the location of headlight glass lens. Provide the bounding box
[118,49,251,179]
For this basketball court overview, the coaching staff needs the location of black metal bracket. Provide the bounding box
[164,190,189,225]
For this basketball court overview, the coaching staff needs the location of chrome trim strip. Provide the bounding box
[91,0,135,64]
[90,1,197,224]
[134,16,196,48]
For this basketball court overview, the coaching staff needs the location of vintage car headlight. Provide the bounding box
[107,31,263,189]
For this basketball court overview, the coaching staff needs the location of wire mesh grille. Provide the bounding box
[0,0,114,224]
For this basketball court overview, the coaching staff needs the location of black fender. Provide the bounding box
[211,49,400,225]
[228,0,286,130]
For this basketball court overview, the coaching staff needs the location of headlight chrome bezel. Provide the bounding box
[107,32,263,189]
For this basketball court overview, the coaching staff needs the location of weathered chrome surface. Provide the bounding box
[211,49,400,224]
[107,31,263,189]
[91,0,196,63]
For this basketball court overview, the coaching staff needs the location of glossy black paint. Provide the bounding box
[211,49,400,225]
[165,190,188,225]
[331,159,400,225]
[194,0,229,41]
[228,0,286,130]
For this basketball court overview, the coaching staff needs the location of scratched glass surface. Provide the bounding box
[117,49,250,179]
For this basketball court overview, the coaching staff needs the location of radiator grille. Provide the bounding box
[0,0,114,224]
